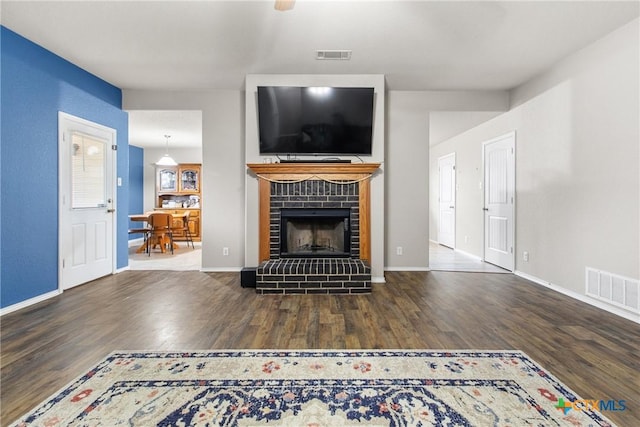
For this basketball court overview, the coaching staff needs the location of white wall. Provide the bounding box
[123,90,245,271]
[244,75,386,281]
[430,19,639,297]
[385,93,430,270]
[429,111,504,146]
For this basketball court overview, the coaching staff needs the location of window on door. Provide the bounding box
[71,132,107,209]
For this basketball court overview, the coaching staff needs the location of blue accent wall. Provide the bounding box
[1,26,129,309]
[128,145,144,239]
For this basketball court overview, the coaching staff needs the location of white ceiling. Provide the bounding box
[128,110,203,149]
[2,0,638,147]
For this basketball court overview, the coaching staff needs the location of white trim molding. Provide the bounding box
[385,267,431,272]
[515,270,640,324]
[0,290,61,316]
[200,267,243,273]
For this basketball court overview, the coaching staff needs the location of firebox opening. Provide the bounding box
[280,208,351,258]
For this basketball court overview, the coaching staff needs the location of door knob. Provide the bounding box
[107,209,116,213]
[482,208,489,211]
[449,206,455,209]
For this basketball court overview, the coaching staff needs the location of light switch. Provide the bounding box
[117,177,122,186]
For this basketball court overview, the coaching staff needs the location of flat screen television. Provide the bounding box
[257,86,374,156]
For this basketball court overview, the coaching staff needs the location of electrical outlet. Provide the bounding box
[523,251,529,262]
[396,246,403,256]
[464,236,469,244]
[223,247,229,256]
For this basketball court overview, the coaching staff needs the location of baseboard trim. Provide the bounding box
[514,270,640,324]
[115,266,130,273]
[200,267,243,273]
[127,237,144,247]
[372,275,386,284]
[384,267,431,272]
[0,290,61,316]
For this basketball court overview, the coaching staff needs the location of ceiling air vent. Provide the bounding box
[316,50,352,60]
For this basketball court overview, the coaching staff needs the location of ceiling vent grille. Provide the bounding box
[316,50,352,60]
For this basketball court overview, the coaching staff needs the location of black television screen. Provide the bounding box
[257,86,374,155]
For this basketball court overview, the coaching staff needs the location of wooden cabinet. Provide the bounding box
[157,164,201,195]
[179,165,200,193]
[157,167,178,192]
[156,163,201,241]
[156,163,201,208]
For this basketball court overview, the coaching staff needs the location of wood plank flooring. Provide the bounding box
[2,270,639,426]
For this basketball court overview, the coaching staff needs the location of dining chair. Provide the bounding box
[128,226,151,253]
[147,212,174,256]
[173,211,195,249]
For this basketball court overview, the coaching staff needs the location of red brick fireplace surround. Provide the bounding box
[247,163,380,294]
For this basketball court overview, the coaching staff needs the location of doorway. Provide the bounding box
[483,131,515,271]
[59,112,116,290]
[437,153,456,248]
[126,110,203,270]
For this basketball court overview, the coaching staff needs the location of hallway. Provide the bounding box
[429,241,509,273]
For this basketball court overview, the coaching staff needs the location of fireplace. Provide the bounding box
[247,162,380,294]
[280,208,351,258]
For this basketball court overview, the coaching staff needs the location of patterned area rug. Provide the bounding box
[12,350,616,426]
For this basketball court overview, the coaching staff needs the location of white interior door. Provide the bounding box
[59,112,116,290]
[438,153,456,248]
[483,132,515,271]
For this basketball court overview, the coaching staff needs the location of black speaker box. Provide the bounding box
[241,267,257,288]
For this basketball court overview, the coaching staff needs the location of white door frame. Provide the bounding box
[482,131,516,271]
[58,112,117,291]
[437,152,456,248]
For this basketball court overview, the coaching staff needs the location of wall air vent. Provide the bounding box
[316,50,352,60]
[586,267,639,314]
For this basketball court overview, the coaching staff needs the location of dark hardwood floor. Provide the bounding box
[1,270,639,426]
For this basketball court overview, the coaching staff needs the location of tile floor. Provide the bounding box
[429,241,509,273]
[128,239,202,271]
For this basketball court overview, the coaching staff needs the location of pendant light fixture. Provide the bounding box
[156,134,177,166]
[274,0,295,11]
